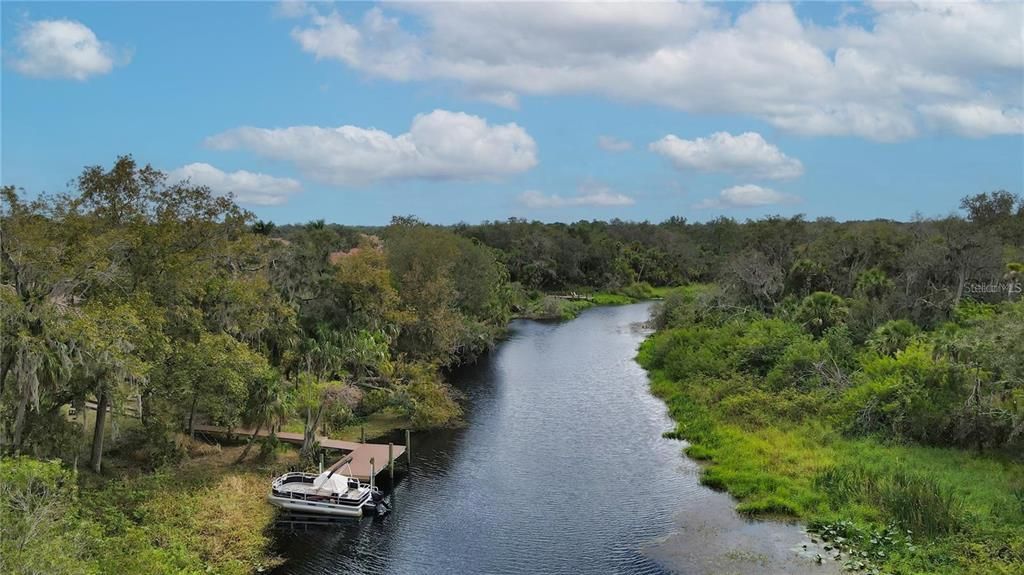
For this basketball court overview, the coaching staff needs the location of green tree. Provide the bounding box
[236,370,286,462]
[866,319,919,357]
[796,292,849,338]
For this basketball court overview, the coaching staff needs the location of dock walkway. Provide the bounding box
[193,424,406,482]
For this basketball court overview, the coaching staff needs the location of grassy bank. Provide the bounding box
[2,442,299,575]
[638,292,1024,574]
[83,445,296,574]
[517,282,670,320]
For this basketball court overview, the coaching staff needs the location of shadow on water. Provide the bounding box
[271,303,840,575]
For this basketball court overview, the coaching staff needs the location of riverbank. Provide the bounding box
[516,284,672,320]
[1,442,300,575]
[7,410,410,574]
[637,292,1024,574]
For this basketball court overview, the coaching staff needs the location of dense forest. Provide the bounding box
[2,156,1022,574]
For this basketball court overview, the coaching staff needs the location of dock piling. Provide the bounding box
[369,457,375,491]
[388,443,394,482]
[405,429,411,469]
[360,426,365,444]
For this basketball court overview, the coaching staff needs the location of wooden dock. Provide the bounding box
[193,424,407,482]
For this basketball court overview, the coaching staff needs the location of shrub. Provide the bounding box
[391,362,462,429]
[765,337,829,390]
[734,318,805,376]
[651,284,731,329]
[257,435,283,462]
[649,325,740,381]
[23,412,84,463]
[112,421,184,470]
[866,319,920,357]
[651,289,693,329]
[0,457,97,575]
[619,281,655,300]
[955,300,998,323]
[844,344,968,445]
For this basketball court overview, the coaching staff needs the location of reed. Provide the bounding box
[814,463,965,536]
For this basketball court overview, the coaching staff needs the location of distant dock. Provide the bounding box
[193,424,408,482]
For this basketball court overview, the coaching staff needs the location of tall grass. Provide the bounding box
[814,463,965,536]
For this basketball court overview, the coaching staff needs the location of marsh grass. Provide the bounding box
[637,332,1024,574]
[814,463,965,536]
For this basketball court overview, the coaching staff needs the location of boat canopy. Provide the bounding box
[312,472,351,494]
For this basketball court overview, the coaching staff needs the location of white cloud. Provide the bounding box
[694,184,800,210]
[291,7,422,82]
[168,163,302,206]
[275,1,316,20]
[471,90,520,110]
[519,182,635,209]
[289,2,1024,140]
[206,109,537,186]
[918,103,1024,138]
[8,19,126,80]
[650,131,803,180]
[597,135,633,152]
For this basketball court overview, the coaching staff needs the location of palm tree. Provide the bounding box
[297,325,344,454]
[236,372,285,463]
[856,268,893,300]
[866,320,919,357]
[796,292,849,338]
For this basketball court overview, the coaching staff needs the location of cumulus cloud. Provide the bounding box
[289,2,1023,140]
[168,163,302,206]
[694,184,800,210]
[519,182,635,209]
[918,103,1024,138]
[8,19,127,80]
[597,135,633,152]
[206,109,537,186]
[650,132,803,180]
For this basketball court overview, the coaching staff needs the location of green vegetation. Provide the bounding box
[2,447,297,575]
[2,155,1021,573]
[516,285,655,321]
[640,284,1024,573]
[1,157,515,573]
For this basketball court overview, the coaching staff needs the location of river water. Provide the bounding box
[272,303,839,575]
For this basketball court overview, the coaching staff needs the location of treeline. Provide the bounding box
[454,196,1022,326]
[1,157,514,477]
[282,194,1023,324]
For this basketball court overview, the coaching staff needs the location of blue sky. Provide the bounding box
[3,1,1022,225]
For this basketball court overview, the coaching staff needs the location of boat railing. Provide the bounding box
[270,472,364,504]
[271,471,315,488]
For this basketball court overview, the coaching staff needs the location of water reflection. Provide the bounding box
[272,304,836,575]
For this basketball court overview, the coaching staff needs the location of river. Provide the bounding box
[272,303,839,575]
